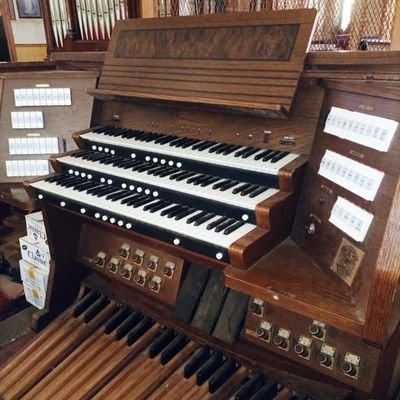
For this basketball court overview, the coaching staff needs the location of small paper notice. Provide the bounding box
[318,150,384,201]
[329,197,373,242]
[324,107,398,152]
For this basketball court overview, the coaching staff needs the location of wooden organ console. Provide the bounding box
[1,10,400,400]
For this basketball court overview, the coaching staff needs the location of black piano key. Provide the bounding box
[262,150,281,162]
[240,148,259,159]
[212,179,230,190]
[232,183,252,194]
[138,132,157,142]
[196,141,217,151]
[58,177,79,187]
[271,151,289,163]
[234,147,252,157]
[103,156,124,165]
[135,164,157,172]
[45,175,62,182]
[169,137,187,147]
[146,166,166,175]
[184,347,211,378]
[130,131,148,140]
[120,193,142,204]
[156,135,179,144]
[131,162,148,171]
[152,167,171,177]
[222,144,242,155]
[153,134,169,144]
[158,167,178,177]
[196,352,224,386]
[64,178,83,188]
[206,216,227,230]
[116,311,142,340]
[130,196,153,208]
[168,171,187,180]
[120,160,141,169]
[187,174,205,184]
[214,218,236,233]
[224,221,245,235]
[166,205,188,218]
[149,201,171,213]
[84,295,110,323]
[240,185,259,196]
[75,181,100,192]
[175,207,196,220]
[181,139,200,148]
[106,190,129,200]
[208,359,238,393]
[191,175,212,185]
[191,140,207,150]
[160,333,188,365]
[143,199,164,211]
[248,186,268,198]
[104,305,130,334]
[174,138,195,148]
[126,194,148,206]
[112,159,131,167]
[249,379,278,400]
[148,328,176,359]
[235,373,264,400]
[126,316,154,346]
[72,150,92,158]
[175,171,196,181]
[219,180,239,191]
[95,187,118,197]
[254,149,273,160]
[194,212,216,226]
[200,176,220,187]
[186,211,206,224]
[160,204,181,216]
[73,290,101,317]
[208,143,226,153]
[86,185,108,194]
[214,144,234,154]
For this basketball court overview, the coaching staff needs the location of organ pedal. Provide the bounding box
[0,288,308,400]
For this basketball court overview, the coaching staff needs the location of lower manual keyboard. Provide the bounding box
[30,174,269,268]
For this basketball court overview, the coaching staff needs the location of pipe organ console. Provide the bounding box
[2,10,400,400]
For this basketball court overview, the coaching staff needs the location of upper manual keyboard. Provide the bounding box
[80,126,300,177]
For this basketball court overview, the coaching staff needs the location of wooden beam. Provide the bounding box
[140,0,158,18]
[391,0,400,49]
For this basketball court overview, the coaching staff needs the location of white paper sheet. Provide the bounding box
[324,107,398,152]
[318,150,384,201]
[329,197,374,242]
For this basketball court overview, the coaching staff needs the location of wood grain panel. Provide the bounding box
[93,9,317,117]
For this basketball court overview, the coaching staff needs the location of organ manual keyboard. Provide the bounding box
[2,10,400,400]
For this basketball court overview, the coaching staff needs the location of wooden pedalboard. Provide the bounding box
[77,224,185,306]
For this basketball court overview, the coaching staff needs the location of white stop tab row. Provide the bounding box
[324,106,398,152]
[11,111,44,129]
[9,137,59,155]
[14,88,72,107]
[5,159,50,177]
